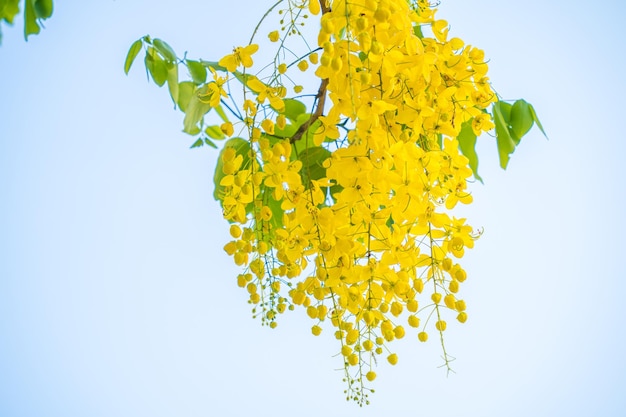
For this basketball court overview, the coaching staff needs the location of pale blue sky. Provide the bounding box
[1,1,625,416]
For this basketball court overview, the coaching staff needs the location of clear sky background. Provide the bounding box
[1,1,625,416]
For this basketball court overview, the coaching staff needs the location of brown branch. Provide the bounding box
[290,78,329,144]
[289,0,331,144]
[319,0,331,14]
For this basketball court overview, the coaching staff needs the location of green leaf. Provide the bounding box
[33,0,52,18]
[1,0,20,24]
[509,99,534,142]
[413,24,424,39]
[265,194,284,229]
[177,81,195,112]
[289,117,319,153]
[22,0,53,39]
[186,60,207,84]
[24,0,41,39]
[497,100,512,123]
[204,137,218,149]
[231,69,253,86]
[385,215,394,230]
[190,138,204,149]
[200,60,226,71]
[274,123,298,140]
[213,138,251,201]
[205,125,225,140]
[297,146,331,187]
[182,85,212,134]
[492,101,517,169]
[296,142,340,196]
[290,119,326,154]
[214,104,230,123]
[124,39,143,75]
[0,0,19,43]
[295,112,312,127]
[529,103,548,139]
[457,119,483,183]
[186,125,201,136]
[145,48,168,86]
[282,99,307,122]
[166,63,179,105]
[153,38,177,62]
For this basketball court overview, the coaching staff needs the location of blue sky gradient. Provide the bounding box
[1,1,625,416]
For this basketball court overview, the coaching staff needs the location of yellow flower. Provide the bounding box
[220,122,234,137]
[431,292,442,304]
[276,114,287,129]
[260,206,273,221]
[347,353,359,366]
[243,99,257,116]
[229,224,242,238]
[261,119,275,134]
[246,77,285,111]
[198,68,228,107]
[444,294,456,309]
[472,113,495,135]
[210,0,503,399]
[218,44,259,72]
[393,326,405,339]
[363,340,373,351]
[341,345,352,357]
[297,60,309,72]
[432,19,449,42]
[308,0,320,15]
[268,30,279,42]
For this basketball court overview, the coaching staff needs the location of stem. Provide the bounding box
[249,0,284,45]
[319,0,331,13]
[289,78,329,143]
[290,1,331,144]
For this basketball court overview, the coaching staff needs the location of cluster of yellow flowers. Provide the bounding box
[215,0,495,404]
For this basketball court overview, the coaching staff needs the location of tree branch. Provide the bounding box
[290,78,329,144]
[319,0,331,13]
[289,0,331,144]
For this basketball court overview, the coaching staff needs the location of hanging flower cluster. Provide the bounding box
[217,0,490,404]
[126,0,546,406]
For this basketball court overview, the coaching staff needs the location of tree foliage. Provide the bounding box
[125,0,546,404]
[2,0,547,406]
[0,0,53,43]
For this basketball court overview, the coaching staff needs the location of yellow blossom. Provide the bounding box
[220,122,234,137]
[218,44,259,72]
[268,31,279,42]
[211,0,502,402]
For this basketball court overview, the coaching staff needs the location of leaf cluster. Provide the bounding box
[0,0,53,43]
[125,36,232,148]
